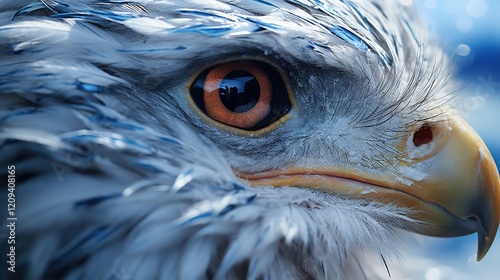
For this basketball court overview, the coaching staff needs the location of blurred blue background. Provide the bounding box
[411,0,500,277]
[415,0,500,157]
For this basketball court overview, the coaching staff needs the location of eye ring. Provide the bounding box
[203,61,272,128]
[189,59,291,132]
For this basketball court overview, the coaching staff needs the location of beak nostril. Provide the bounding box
[413,124,434,147]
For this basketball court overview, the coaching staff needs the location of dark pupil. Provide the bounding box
[219,70,260,113]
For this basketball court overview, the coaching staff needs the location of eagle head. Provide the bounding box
[0,0,499,279]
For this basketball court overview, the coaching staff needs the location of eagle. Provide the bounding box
[0,0,499,279]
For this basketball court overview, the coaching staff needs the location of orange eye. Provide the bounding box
[190,60,291,130]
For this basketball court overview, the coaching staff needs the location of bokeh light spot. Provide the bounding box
[456,17,474,33]
[466,0,488,18]
[425,0,437,9]
[456,43,471,56]
[425,267,442,280]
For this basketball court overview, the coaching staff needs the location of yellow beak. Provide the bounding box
[238,116,500,261]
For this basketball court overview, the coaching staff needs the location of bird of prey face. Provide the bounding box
[0,0,499,279]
